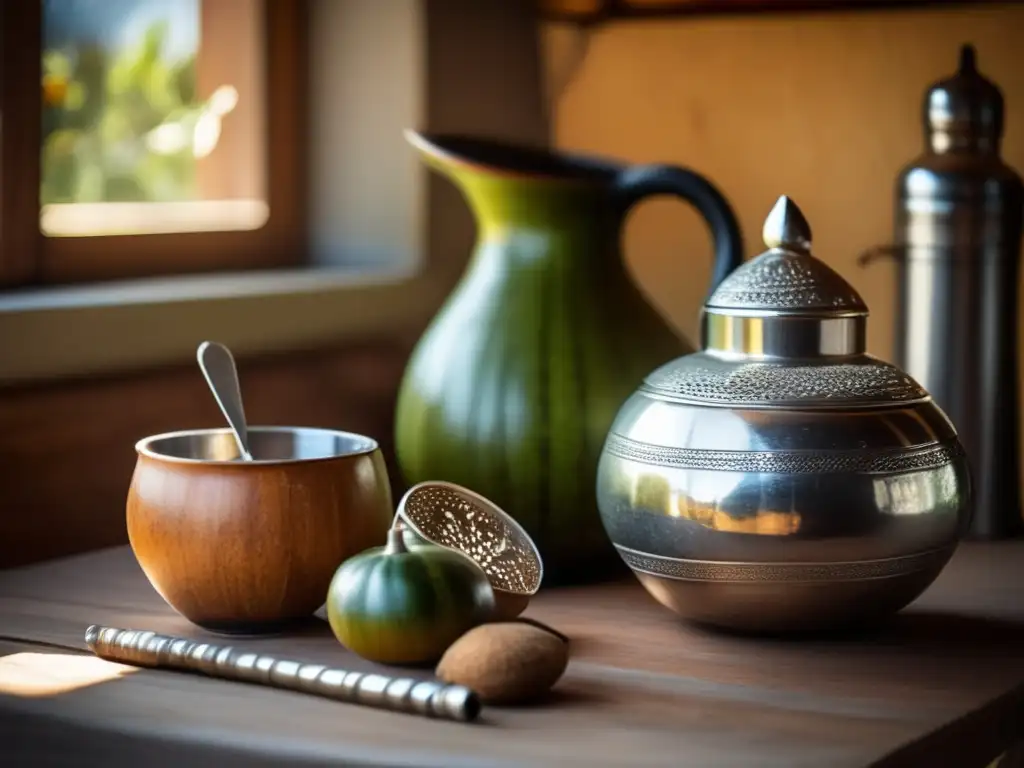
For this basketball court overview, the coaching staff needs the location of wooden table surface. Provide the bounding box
[0,543,1022,767]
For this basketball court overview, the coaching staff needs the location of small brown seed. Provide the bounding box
[436,622,569,704]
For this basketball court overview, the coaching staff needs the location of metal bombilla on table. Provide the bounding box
[862,44,1024,540]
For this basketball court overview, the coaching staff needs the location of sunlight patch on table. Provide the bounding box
[0,652,136,697]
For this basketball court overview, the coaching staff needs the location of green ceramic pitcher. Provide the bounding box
[395,131,744,584]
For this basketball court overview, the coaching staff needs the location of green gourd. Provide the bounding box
[395,131,744,583]
[326,527,496,665]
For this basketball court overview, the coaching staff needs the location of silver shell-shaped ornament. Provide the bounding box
[596,195,971,634]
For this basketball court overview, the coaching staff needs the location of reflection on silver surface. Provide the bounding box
[599,426,965,563]
[872,466,958,518]
[703,312,865,359]
[137,426,378,464]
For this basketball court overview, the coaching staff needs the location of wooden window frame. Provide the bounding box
[1,0,308,288]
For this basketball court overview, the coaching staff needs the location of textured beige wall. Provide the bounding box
[545,3,1024,362]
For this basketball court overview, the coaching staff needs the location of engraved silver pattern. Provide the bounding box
[644,357,929,406]
[604,433,960,474]
[615,545,953,583]
[707,249,867,311]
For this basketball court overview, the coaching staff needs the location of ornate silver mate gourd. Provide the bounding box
[596,195,971,634]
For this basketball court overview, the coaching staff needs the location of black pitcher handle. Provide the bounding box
[612,164,744,292]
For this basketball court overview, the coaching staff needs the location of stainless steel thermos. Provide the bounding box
[865,44,1023,539]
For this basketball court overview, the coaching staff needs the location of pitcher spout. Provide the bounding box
[405,129,615,229]
[404,129,617,185]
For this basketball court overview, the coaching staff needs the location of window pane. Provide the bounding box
[40,0,268,237]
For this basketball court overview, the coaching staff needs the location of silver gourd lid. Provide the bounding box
[703,195,867,357]
[642,196,930,409]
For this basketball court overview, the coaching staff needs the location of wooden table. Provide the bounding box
[0,543,1022,767]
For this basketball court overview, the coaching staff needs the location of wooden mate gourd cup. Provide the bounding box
[126,428,393,634]
[127,341,394,634]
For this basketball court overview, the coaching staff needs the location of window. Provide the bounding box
[1,0,307,287]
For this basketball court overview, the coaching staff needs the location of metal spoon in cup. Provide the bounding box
[197,341,253,461]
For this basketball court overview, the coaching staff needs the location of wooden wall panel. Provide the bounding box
[0,341,410,568]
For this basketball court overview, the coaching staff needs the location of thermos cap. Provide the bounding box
[924,44,1004,143]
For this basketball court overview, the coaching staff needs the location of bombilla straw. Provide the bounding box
[85,625,481,723]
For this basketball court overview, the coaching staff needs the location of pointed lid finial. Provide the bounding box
[762,195,812,252]
[705,195,867,314]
